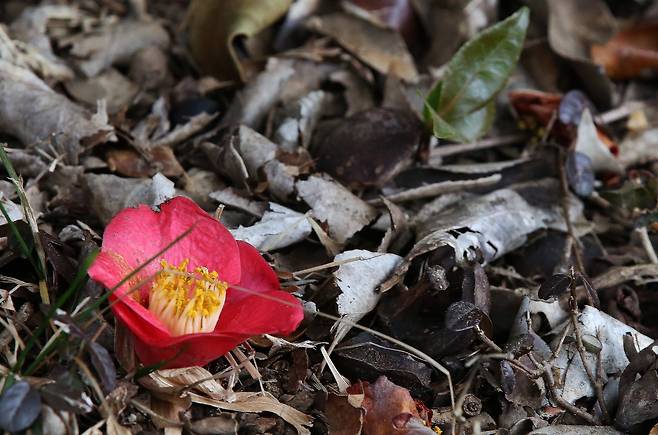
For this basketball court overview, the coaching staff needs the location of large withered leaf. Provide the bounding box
[313,108,422,187]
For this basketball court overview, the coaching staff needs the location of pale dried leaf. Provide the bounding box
[332,250,402,342]
[0,59,114,163]
[575,109,623,174]
[191,392,313,435]
[231,203,312,251]
[296,175,377,245]
[68,18,169,78]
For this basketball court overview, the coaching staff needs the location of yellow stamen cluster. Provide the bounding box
[148,259,228,336]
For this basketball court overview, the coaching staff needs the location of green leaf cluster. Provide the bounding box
[424,7,530,142]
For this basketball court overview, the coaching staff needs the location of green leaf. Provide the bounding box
[426,96,495,143]
[425,7,529,141]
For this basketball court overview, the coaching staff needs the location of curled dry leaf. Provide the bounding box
[616,338,658,430]
[296,174,377,245]
[273,90,331,152]
[378,197,411,253]
[230,203,312,251]
[0,60,114,163]
[221,58,295,128]
[306,12,418,82]
[566,151,595,198]
[313,107,422,187]
[144,367,229,401]
[9,4,79,80]
[186,0,293,82]
[223,126,277,180]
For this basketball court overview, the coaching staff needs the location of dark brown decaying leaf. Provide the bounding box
[89,342,117,394]
[538,273,571,300]
[615,340,658,430]
[313,107,422,187]
[335,333,432,395]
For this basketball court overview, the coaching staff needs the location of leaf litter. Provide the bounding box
[3,1,658,434]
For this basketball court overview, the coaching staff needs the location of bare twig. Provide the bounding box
[636,226,658,264]
[543,367,600,425]
[429,133,527,160]
[568,268,610,423]
[557,152,587,276]
[370,174,501,204]
[0,302,33,350]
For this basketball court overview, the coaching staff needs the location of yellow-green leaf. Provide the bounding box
[186,0,292,82]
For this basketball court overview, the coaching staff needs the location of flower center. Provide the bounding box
[148,259,228,336]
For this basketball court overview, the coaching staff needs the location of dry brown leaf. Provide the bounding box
[306,12,418,82]
[591,21,658,80]
[0,60,114,163]
[325,393,363,435]
[350,376,434,434]
[67,18,169,77]
[64,68,138,114]
[145,367,230,401]
[191,392,313,435]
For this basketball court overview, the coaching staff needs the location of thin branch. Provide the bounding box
[429,133,527,159]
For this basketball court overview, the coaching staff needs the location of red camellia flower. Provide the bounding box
[88,196,304,368]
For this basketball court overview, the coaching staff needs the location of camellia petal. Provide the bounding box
[88,196,304,369]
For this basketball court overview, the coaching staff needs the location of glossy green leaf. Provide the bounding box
[425,7,529,141]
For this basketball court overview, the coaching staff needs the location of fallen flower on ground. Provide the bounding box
[88,196,304,368]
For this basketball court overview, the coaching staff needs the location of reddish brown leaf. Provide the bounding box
[591,22,658,80]
[348,376,434,435]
